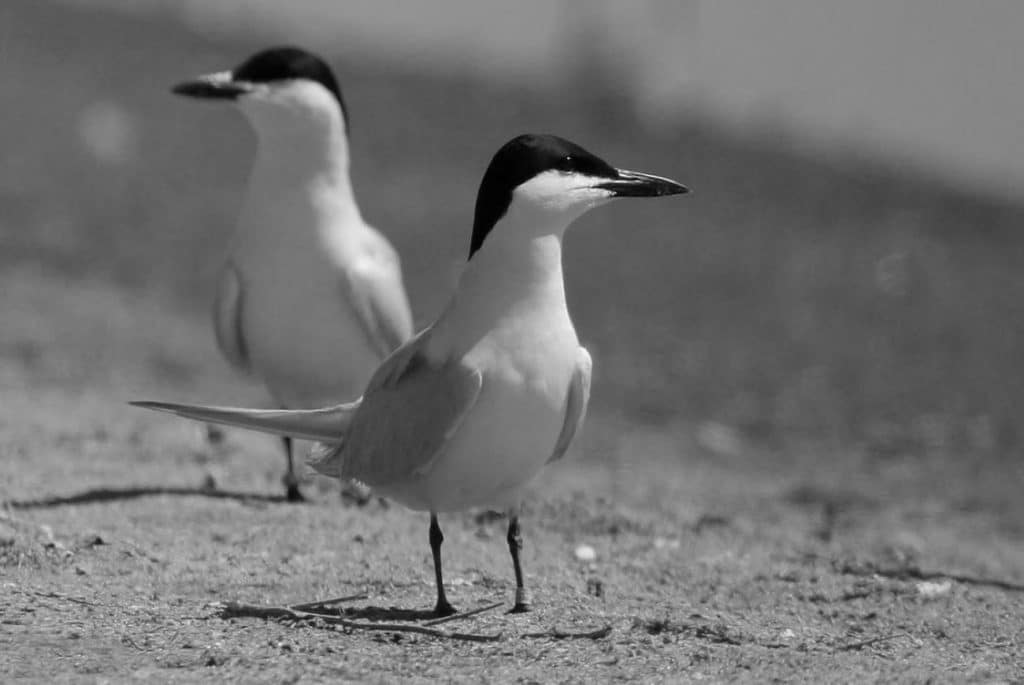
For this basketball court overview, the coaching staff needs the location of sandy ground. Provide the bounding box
[2,268,1023,682]
[2,2,1024,682]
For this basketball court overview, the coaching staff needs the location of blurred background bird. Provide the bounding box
[171,46,414,501]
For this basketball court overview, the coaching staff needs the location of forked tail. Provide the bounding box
[130,400,359,441]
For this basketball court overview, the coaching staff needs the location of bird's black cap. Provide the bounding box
[470,135,617,257]
[469,134,686,258]
[173,46,348,130]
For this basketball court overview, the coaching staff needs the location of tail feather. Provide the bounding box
[130,400,359,441]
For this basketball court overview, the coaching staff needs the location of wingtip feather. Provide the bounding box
[129,400,180,412]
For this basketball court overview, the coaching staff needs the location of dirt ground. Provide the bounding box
[2,268,1023,682]
[2,2,1024,682]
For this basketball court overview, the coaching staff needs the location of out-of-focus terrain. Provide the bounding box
[1,2,1022,681]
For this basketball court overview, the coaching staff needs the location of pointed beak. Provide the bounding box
[171,71,251,100]
[596,169,689,197]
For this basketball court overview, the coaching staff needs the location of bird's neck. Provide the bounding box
[434,210,572,354]
[244,123,363,230]
[251,119,355,197]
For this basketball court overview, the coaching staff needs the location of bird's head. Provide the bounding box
[469,134,688,257]
[172,46,348,140]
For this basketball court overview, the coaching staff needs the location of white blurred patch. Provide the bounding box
[695,421,744,458]
[77,101,139,166]
[574,543,597,562]
[875,250,910,297]
[916,580,952,599]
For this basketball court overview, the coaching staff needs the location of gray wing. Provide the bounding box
[343,237,415,359]
[308,330,430,477]
[335,330,483,486]
[212,262,250,372]
[547,347,592,464]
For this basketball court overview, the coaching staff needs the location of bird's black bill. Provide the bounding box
[171,78,250,100]
[597,169,689,197]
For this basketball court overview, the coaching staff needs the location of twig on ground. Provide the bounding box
[758,641,791,649]
[423,601,504,627]
[32,590,100,607]
[120,634,146,651]
[521,625,613,640]
[836,560,1024,593]
[838,632,906,651]
[219,601,502,643]
[693,624,743,645]
[5,486,287,509]
[838,588,873,601]
[289,594,369,612]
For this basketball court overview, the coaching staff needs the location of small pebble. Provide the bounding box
[574,544,597,562]
[916,580,952,599]
[653,537,680,550]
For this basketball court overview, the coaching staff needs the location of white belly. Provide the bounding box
[381,329,578,512]
[236,247,380,409]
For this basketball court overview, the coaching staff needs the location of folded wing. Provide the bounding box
[212,261,251,372]
[547,347,592,463]
[342,234,415,359]
[309,330,483,486]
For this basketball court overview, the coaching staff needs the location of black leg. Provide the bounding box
[429,514,457,616]
[281,435,304,502]
[204,423,226,446]
[507,513,530,612]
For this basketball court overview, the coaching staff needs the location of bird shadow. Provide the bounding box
[4,485,290,509]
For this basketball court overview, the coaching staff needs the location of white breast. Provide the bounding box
[385,300,579,512]
[369,210,581,511]
[231,181,380,408]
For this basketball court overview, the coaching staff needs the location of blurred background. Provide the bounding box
[3,0,1024,466]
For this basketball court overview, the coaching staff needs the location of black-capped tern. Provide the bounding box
[134,133,687,615]
[172,47,414,501]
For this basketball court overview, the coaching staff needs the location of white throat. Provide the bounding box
[454,173,610,309]
[247,109,351,183]
[434,202,575,354]
[236,79,352,187]
[239,93,363,232]
[234,99,364,259]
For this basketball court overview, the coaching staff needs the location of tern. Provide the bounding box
[134,133,687,615]
[172,47,414,501]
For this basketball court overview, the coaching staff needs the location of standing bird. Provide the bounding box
[134,134,687,614]
[172,47,414,501]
